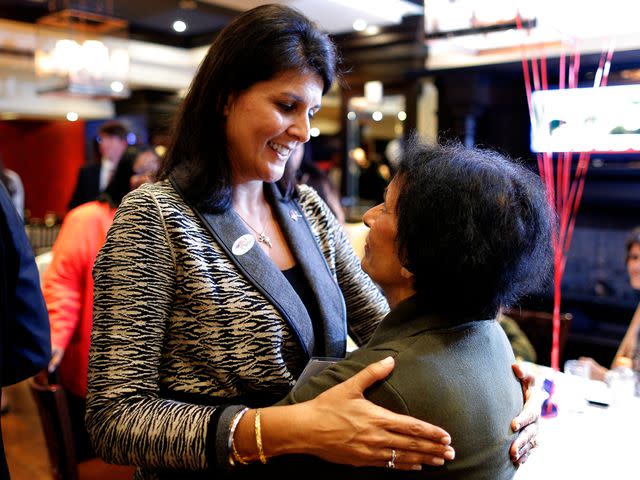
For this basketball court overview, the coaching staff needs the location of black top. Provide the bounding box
[68,164,102,210]
[282,264,325,355]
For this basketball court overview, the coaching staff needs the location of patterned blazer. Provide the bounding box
[86,179,388,479]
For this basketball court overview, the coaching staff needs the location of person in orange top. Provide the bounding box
[42,146,159,460]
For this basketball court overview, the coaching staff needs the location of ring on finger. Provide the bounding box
[385,449,397,469]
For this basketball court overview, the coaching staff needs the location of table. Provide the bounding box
[515,363,639,479]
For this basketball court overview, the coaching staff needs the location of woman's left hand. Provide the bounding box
[509,363,539,466]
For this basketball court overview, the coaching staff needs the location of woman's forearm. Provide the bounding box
[229,358,455,470]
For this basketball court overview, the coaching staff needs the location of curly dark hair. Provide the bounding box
[159,4,340,213]
[394,138,554,319]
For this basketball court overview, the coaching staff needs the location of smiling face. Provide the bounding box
[627,243,640,289]
[361,176,414,303]
[224,69,323,185]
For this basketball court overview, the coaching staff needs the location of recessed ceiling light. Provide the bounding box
[127,133,137,145]
[66,112,79,122]
[353,19,367,31]
[154,145,167,157]
[173,20,187,33]
[110,81,124,93]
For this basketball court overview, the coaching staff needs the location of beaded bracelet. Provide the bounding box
[227,407,249,467]
[255,408,268,464]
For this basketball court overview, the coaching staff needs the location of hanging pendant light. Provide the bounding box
[34,3,130,99]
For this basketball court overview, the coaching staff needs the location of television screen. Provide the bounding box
[530,84,640,153]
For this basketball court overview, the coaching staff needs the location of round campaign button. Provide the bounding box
[232,234,255,256]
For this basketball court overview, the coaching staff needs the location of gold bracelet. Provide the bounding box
[255,408,268,464]
[227,407,249,467]
[231,438,250,466]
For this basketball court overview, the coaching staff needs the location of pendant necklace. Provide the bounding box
[237,210,273,248]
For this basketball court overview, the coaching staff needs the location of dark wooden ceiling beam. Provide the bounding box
[332,14,427,88]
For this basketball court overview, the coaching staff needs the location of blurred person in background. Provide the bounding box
[497,310,537,363]
[286,142,345,224]
[0,181,51,477]
[67,120,129,210]
[355,148,391,205]
[0,155,24,219]
[581,226,640,380]
[43,146,160,460]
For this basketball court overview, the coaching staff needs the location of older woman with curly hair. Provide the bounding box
[278,138,554,479]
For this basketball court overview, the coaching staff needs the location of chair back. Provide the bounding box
[501,308,573,367]
[28,373,79,480]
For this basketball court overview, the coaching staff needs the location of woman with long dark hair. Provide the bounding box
[87,5,539,478]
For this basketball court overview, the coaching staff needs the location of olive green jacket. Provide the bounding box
[276,296,522,479]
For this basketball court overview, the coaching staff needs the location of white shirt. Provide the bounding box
[99,157,116,191]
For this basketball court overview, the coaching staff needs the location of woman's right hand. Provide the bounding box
[261,356,455,471]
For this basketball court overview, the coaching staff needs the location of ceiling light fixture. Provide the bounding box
[332,0,422,24]
[352,19,367,31]
[34,5,130,99]
[110,81,124,93]
[364,80,383,104]
[173,20,187,33]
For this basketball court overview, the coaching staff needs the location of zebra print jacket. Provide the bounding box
[86,179,388,479]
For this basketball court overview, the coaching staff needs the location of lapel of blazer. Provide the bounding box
[171,177,335,358]
[266,184,346,358]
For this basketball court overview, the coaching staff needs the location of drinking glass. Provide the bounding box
[564,359,591,379]
[562,359,592,412]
